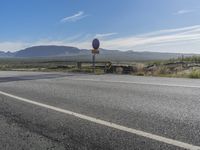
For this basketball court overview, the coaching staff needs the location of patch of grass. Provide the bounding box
[135,72,145,76]
[68,67,105,75]
[69,68,92,73]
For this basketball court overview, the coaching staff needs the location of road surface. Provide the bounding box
[0,71,200,150]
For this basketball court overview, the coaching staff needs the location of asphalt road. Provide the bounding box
[0,71,200,150]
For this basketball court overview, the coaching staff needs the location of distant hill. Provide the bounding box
[0,51,14,57]
[14,45,83,57]
[0,45,197,61]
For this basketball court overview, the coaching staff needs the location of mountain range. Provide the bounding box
[0,45,196,61]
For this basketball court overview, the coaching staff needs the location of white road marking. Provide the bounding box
[66,77,200,89]
[0,90,199,150]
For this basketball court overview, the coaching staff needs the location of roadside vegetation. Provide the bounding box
[140,56,200,79]
[1,56,200,78]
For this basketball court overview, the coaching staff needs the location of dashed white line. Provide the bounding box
[0,90,200,150]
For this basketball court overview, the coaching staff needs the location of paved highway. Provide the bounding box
[0,71,200,150]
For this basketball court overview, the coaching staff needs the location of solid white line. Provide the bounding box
[0,91,199,150]
[66,77,200,89]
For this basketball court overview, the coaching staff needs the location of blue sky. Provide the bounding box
[1,0,200,53]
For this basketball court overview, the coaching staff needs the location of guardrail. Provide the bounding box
[76,61,112,72]
[76,61,134,74]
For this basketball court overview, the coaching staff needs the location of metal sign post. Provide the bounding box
[92,39,100,73]
[92,54,96,73]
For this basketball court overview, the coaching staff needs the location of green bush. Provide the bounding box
[188,70,200,79]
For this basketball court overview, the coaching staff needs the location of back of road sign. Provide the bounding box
[92,39,100,50]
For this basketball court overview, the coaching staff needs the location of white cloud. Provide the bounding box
[175,9,195,15]
[1,25,200,54]
[0,42,29,52]
[95,33,118,38]
[96,25,200,53]
[61,11,88,23]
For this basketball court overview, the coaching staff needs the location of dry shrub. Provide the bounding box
[153,66,170,76]
[136,63,145,72]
